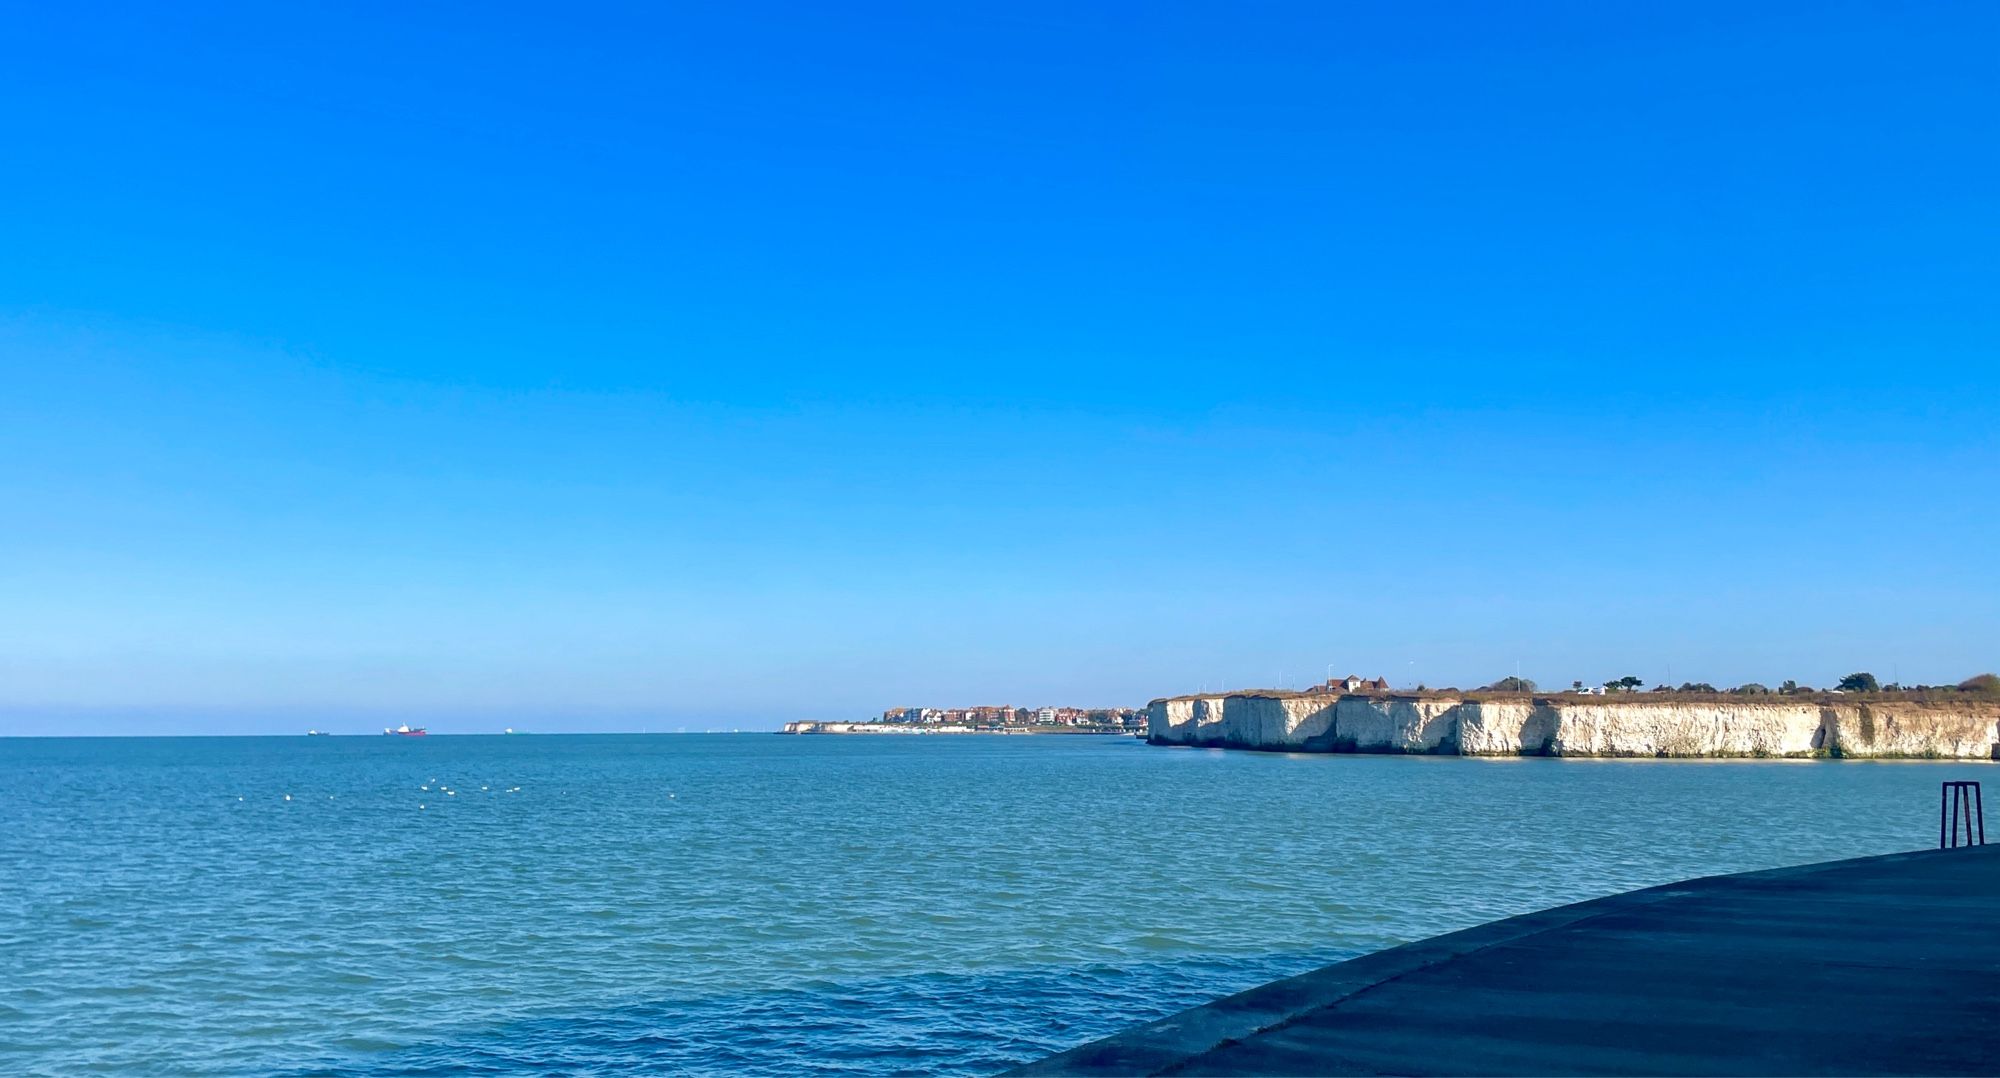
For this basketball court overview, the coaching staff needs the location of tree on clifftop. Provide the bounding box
[1838,672,1880,693]
[1606,675,1645,692]
[1482,676,1537,693]
[1959,673,2000,696]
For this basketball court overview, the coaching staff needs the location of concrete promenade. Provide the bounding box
[1019,845,2000,1075]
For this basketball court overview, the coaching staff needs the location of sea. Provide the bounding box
[0,733,1976,1076]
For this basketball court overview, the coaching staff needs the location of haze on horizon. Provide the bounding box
[3,2,1996,735]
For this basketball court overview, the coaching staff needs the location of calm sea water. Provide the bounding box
[0,734,1976,1075]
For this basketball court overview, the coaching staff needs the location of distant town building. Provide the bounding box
[872,703,1138,729]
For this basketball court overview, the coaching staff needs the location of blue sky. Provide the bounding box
[2,1,1996,733]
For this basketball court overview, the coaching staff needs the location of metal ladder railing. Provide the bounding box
[1941,781,1985,848]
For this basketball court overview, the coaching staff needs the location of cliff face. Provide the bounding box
[1514,701,1826,757]
[1146,694,2000,759]
[1823,704,1999,758]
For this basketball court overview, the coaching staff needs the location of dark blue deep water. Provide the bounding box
[0,734,1978,1075]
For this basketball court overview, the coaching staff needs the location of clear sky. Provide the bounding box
[2,2,1996,734]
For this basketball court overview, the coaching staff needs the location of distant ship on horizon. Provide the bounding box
[383,724,427,737]
[306,729,328,736]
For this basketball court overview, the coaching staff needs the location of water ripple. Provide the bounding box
[0,734,1967,1075]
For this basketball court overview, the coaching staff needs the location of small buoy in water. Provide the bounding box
[419,804,426,810]
[481,786,489,791]
[237,796,244,802]
[283,794,292,801]
[446,790,455,796]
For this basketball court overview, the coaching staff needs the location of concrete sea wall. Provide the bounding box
[1146,694,2000,759]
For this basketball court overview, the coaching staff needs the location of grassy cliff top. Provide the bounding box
[1149,688,2000,710]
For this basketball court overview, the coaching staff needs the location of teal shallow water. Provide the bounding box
[0,734,1976,1075]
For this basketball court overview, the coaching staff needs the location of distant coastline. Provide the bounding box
[778,721,1135,736]
[782,703,1148,737]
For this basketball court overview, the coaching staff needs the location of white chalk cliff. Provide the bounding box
[1146,694,1998,759]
